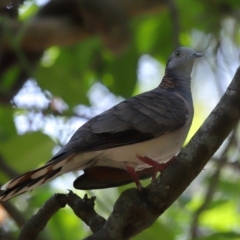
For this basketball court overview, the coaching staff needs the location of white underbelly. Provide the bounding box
[63,123,190,174]
[95,126,188,171]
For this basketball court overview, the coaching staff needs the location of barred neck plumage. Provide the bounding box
[160,70,191,92]
[159,70,192,104]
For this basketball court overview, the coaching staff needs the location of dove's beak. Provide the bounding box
[193,52,203,58]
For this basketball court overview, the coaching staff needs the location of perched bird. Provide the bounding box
[0,47,202,201]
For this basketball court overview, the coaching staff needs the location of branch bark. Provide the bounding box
[18,191,106,240]
[17,67,240,239]
[84,67,240,239]
[18,193,67,240]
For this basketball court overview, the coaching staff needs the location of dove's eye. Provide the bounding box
[175,51,181,57]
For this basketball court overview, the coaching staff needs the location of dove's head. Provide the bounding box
[166,47,202,77]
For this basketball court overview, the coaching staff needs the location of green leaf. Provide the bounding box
[36,39,101,108]
[134,15,163,53]
[19,2,39,20]
[46,205,88,239]
[196,232,240,240]
[0,106,16,141]
[101,45,138,98]
[133,219,174,240]
[132,12,174,62]
[218,179,240,198]
[0,66,20,94]
[151,13,175,62]
[0,132,55,181]
[204,199,229,211]
[178,0,206,31]
[200,201,240,231]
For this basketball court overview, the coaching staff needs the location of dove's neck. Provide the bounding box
[160,71,192,103]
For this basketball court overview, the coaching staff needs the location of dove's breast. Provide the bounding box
[95,121,191,171]
[95,94,193,171]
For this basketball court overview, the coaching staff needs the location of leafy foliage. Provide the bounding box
[0,0,240,239]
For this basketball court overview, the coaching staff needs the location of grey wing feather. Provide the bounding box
[49,88,189,162]
[92,88,189,136]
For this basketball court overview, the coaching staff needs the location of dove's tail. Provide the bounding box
[0,154,78,202]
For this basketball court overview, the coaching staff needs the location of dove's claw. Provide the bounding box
[136,155,177,182]
[126,165,143,190]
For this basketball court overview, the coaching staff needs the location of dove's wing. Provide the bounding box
[50,87,189,162]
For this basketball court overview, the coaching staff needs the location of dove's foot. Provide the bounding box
[126,156,176,190]
[126,166,143,190]
[136,155,177,181]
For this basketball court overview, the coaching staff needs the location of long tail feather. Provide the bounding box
[0,154,76,202]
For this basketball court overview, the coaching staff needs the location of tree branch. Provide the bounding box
[18,191,106,239]
[84,66,240,239]
[18,193,67,240]
[66,192,106,233]
[17,66,240,239]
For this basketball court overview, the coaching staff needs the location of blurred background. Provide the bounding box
[0,0,240,239]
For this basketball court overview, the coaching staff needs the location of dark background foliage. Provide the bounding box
[0,0,240,239]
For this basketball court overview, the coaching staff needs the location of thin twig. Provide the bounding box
[67,191,106,233]
[18,191,106,239]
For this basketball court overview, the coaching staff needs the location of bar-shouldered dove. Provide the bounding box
[0,47,202,201]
